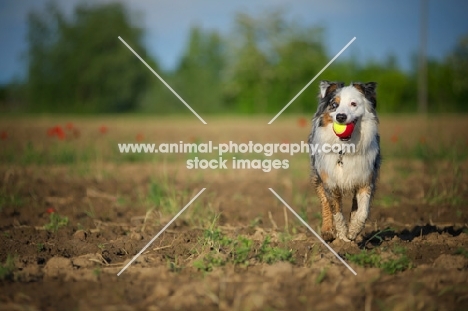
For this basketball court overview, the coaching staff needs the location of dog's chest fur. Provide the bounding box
[310,117,379,191]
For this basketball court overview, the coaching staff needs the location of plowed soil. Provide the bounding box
[0,115,467,311]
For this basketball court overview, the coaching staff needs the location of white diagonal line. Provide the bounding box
[268,37,356,124]
[268,188,357,275]
[117,188,206,276]
[118,36,207,125]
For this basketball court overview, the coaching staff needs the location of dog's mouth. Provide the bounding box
[338,118,358,141]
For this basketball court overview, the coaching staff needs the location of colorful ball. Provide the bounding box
[333,122,355,138]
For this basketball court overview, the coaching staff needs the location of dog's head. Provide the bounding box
[315,81,377,140]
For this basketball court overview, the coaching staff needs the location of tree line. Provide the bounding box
[1,2,467,114]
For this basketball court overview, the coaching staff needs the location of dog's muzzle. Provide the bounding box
[338,118,358,141]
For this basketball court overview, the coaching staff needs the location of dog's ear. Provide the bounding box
[319,81,343,98]
[353,82,377,108]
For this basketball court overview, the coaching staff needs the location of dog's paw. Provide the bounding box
[333,213,349,241]
[321,230,335,242]
[347,231,360,241]
[337,233,351,242]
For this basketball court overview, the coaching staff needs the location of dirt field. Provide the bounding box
[0,115,467,311]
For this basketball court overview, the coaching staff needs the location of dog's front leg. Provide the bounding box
[316,182,334,242]
[329,188,349,242]
[347,185,372,240]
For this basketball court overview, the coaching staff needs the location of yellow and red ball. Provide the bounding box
[333,122,355,138]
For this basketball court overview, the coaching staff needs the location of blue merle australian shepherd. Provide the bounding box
[308,81,381,242]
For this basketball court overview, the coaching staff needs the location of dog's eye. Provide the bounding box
[351,102,357,107]
[330,102,338,109]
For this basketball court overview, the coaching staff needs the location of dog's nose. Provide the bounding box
[336,113,347,123]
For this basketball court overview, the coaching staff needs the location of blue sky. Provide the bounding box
[0,0,467,84]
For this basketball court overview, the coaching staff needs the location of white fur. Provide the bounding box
[311,86,379,191]
[348,190,371,240]
[330,87,367,125]
[333,213,350,242]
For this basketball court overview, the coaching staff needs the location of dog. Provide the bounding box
[308,81,381,242]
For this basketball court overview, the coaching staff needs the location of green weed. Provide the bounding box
[44,213,69,232]
[346,246,412,275]
[193,253,226,272]
[455,247,468,258]
[232,236,253,265]
[380,255,412,275]
[257,235,294,264]
[146,178,185,216]
[167,255,183,273]
[346,249,381,268]
[315,268,327,284]
[92,267,101,277]
[37,243,45,252]
[249,216,262,228]
[193,225,294,272]
[375,194,399,208]
[0,192,24,211]
[363,228,394,247]
[0,255,15,280]
[426,164,463,207]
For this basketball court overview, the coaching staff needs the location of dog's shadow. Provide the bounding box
[358,224,466,249]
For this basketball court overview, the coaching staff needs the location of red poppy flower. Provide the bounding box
[136,133,144,142]
[297,117,308,128]
[47,126,66,140]
[99,126,108,134]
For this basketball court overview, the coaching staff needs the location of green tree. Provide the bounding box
[447,35,468,112]
[223,13,271,113]
[270,26,327,113]
[27,2,155,113]
[223,12,329,114]
[175,27,226,113]
[140,27,226,114]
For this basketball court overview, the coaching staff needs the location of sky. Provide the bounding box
[0,0,467,84]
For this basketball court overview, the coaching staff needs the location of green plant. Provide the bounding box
[363,228,394,247]
[346,249,381,267]
[375,195,400,208]
[346,246,412,275]
[203,227,232,248]
[380,255,412,275]
[193,224,295,272]
[193,253,226,272]
[44,213,69,232]
[147,180,165,207]
[0,255,15,280]
[232,236,253,265]
[84,202,96,219]
[299,206,308,222]
[0,192,24,211]
[455,247,468,258]
[184,201,217,228]
[167,256,183,273]
[315,268,327,284]
[425,164,463,207]
[146,178,183,216]
[257,235,294,264]
[37,243,45,252]
[93,267,101,277]
[249,216,262,228]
